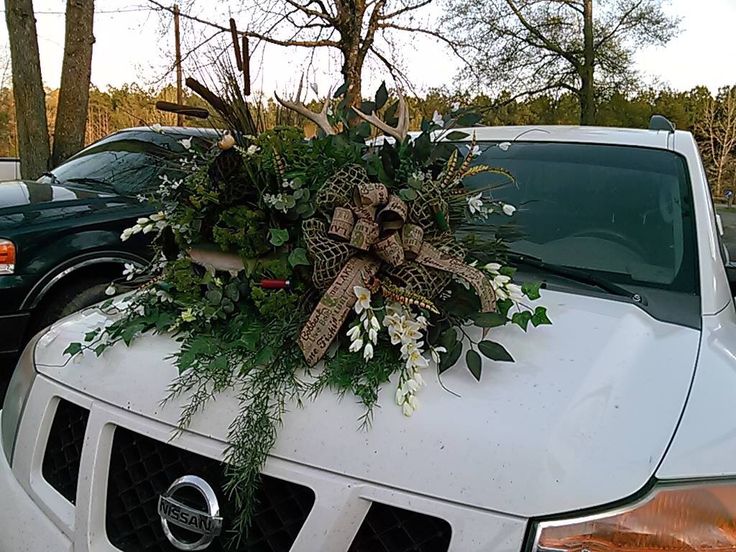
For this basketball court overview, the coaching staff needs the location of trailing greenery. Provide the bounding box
[65,82,550,545]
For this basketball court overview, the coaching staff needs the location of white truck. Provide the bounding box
[1,120,735,552]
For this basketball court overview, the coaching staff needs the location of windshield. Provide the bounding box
[463,141,698,295]
[46,131,202,196]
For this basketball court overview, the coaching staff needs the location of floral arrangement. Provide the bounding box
[66,83,550,540]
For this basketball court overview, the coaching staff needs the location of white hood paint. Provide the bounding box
[34,289,699,518]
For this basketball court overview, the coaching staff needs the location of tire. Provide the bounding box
[34,277,113,331]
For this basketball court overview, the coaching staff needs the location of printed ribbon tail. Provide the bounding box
[299,256,381,366]
[415,243,496,312]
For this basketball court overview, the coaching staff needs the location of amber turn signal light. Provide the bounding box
[0,239,16,274]
[535,483,736,552]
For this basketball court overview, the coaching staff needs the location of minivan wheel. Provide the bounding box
[34,277,113,331]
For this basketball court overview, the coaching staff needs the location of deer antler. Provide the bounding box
[275,86,335,136]
[352,89,410,142]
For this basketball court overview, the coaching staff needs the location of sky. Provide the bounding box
[0,0,733,97]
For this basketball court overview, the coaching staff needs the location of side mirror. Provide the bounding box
[727,265,736,297]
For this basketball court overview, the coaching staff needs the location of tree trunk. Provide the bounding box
[5,0,49,178]
[580,0,595,125]
[52,0,95,167]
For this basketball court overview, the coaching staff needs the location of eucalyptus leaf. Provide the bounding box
[205,289,223,305]
[399,188,417,201]
[466,349,482,381]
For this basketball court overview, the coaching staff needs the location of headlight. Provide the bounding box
[532,482,736,552]
[0,239,15,274]
[1,334,38,465]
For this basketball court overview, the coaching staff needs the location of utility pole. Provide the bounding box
[173,4,183,126]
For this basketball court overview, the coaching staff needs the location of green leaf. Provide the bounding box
[64,342,82,356]
[224,283,240,302]
[269,228,289,247]
[84,330,99,342]
[384,100,399,126]
[511,310,533,331]
[496,298,513,318]
[522,281,542,300]
[457,112,482,127]
[240,327,262,351]
[439,341,462,373]
[478,340,514,362]
[333,81,348,98]
[531,306,552,327]
[445,130,470,141]
[472,311,507,328]
[466,349,482,381]
[375,82,389,110]
[205,289,223,305]
[398,188,417,201]
[288,247,310,267]
[255,346,275,366]
[438,327,457,350]
[499,266,516,278]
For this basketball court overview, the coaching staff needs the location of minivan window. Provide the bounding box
[463,141,698,295]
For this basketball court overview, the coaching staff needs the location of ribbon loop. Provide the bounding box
[299,164,497,365]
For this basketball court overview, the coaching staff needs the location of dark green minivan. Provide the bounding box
[0,126,217,369]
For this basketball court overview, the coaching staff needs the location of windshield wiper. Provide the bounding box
[507,252,647,305]
[40,172,61,185]
[63,176,115,190]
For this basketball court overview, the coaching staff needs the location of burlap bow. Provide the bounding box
[299,165,496,366]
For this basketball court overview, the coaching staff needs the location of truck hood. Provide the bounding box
[34,289,700,518]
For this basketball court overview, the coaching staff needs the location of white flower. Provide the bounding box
[494,274,511,287]
[368,327,378,344]
[246,144,260,156]
[181,308,196,322]
[120,227,135,241]
[134,304,145,316]
[395,386,406,405]
[136,217,149,225]
[407,349,429,370]
[105,285,117,296]
[413,371,425,386]
[470,144,481,157]
[451,101,460,112]
[467,192,484,215]
[346,325,361,341]
[363,343,374,361]
[150,211,165,222]
[429,346,447,365]
[502,203,517,216]
[402,401,415,417]
[353,286,372,314]
[483,262,502,274]
[507,283,524,301]
[178,137,192,150]
[122,263,136,281]
[349,338,364,353]
[142,224,155,234]
[431,110,444,127]
[150,123,163,133]
[156,289,173,303]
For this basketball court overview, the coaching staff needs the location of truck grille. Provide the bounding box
[105,426,315,551]
[42,399,89,504]
[349,502,452,552]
